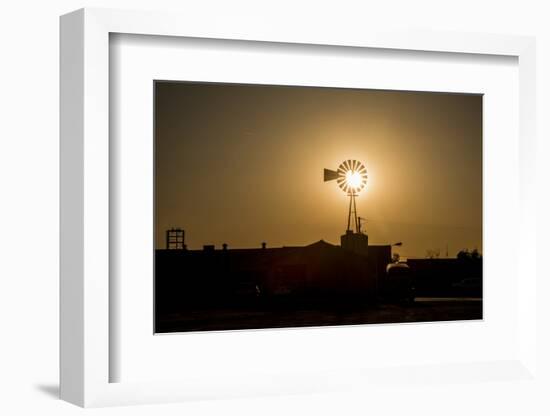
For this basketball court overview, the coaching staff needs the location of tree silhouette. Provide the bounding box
[457,249,482,261]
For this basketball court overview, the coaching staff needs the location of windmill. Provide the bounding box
[323,160,369,256]
[324,160,368,233]
[323,160,368,233]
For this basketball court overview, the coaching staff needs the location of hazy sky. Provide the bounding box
[155,82,482,257]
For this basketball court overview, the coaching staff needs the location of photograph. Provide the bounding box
[154,81,483,333]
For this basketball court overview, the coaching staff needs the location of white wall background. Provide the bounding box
[0,1,548,415]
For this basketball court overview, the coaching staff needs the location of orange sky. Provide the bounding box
[155,82,482,258]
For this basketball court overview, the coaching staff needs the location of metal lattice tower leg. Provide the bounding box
[352,193,358,232]
[347,192,359,233]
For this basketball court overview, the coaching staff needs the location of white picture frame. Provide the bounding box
[60,7,537,408]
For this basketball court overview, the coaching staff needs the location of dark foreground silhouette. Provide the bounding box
[155,241,482,333]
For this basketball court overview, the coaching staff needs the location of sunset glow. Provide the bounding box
[155,82,482,257]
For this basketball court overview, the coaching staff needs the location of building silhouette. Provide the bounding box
[155,228,482,319]
[156,229,391,313]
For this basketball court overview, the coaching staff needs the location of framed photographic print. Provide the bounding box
[153,81,483,334]
[60,8,538,408]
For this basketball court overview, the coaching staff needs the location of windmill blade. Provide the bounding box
[323,168,339,182]
[337,178,347,189]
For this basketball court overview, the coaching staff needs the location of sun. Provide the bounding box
[345,170,363,191]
